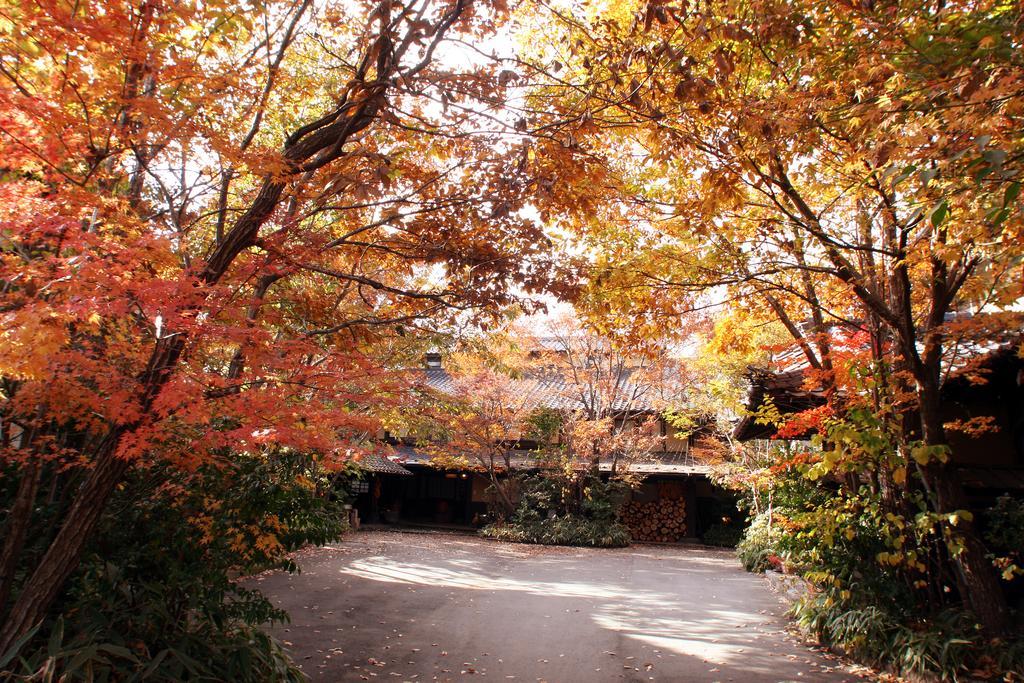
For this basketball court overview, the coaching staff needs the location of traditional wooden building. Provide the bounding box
[348,352,736,542]
[732,335,1024,501]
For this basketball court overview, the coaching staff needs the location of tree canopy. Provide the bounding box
[1,0,1022,675]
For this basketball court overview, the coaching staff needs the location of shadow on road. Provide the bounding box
[251,531,861,682]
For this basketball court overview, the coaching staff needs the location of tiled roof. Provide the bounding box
[352,452,413,476]
[416,367,679,414]
[942,334,1024,384]
[732,369,827,441]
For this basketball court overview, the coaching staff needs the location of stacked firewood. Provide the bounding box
[621,499,687,543]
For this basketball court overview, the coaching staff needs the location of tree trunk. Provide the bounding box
[916,376,1010,636]
[0,431,127,652]
[0,457,42,616]
[489,471,516,520]
[0,0,470,654]
[0,334,185,654]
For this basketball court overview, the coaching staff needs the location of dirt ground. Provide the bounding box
[250,530,869,682]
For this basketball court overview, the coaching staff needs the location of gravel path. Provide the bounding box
[250,530,869,682]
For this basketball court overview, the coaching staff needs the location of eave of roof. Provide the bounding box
[354,452,414,476]
[391,445,710,476]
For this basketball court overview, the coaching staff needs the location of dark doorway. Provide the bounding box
[397,469,473,525]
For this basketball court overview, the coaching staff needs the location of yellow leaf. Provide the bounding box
[0,311,67,380]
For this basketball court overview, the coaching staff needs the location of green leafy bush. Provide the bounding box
[983,495,1024,583]
[481,516,631,547]
[793,596,1023,681]
[725,407,1024,680]
[480,471,631,548]
[702,523,743,548]
[984,495,1024,551]
[756,479,1024,681]
[1,449,346,681]
[735,513,777,571]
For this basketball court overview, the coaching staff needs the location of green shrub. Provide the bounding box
[480,470,631,548]
[1,613,305,682]
[702,523,744,548]
[792,594,1023,681]
[1,449,346,681]
[735,513,778,571]
[983,494,1024,552]
[482,516,631,547]
[721,377,1024,680]
[746,458,1024,680]
[983,495,1024,583]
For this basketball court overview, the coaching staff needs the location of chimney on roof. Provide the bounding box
[424,352,442,369]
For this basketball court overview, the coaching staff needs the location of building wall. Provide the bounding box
[943,362,1024,469]
[471,474,491,503]
[663,422,689,452]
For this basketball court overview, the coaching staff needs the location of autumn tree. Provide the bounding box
[421,350,538,518]
[532,314,676,477]
[0,0,589,654]
[515,0,1023,634]
[417,316,680,525]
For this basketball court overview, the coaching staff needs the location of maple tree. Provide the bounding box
[515,0,1024,635]
[2,0,1021,671]
[419,349,539,518]
[0,0,589,655]
[530,315,676,476]
[415,315,687,532]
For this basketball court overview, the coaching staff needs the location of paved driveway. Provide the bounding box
[251,530,864,682]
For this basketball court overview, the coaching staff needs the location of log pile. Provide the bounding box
[621,498,686,542]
